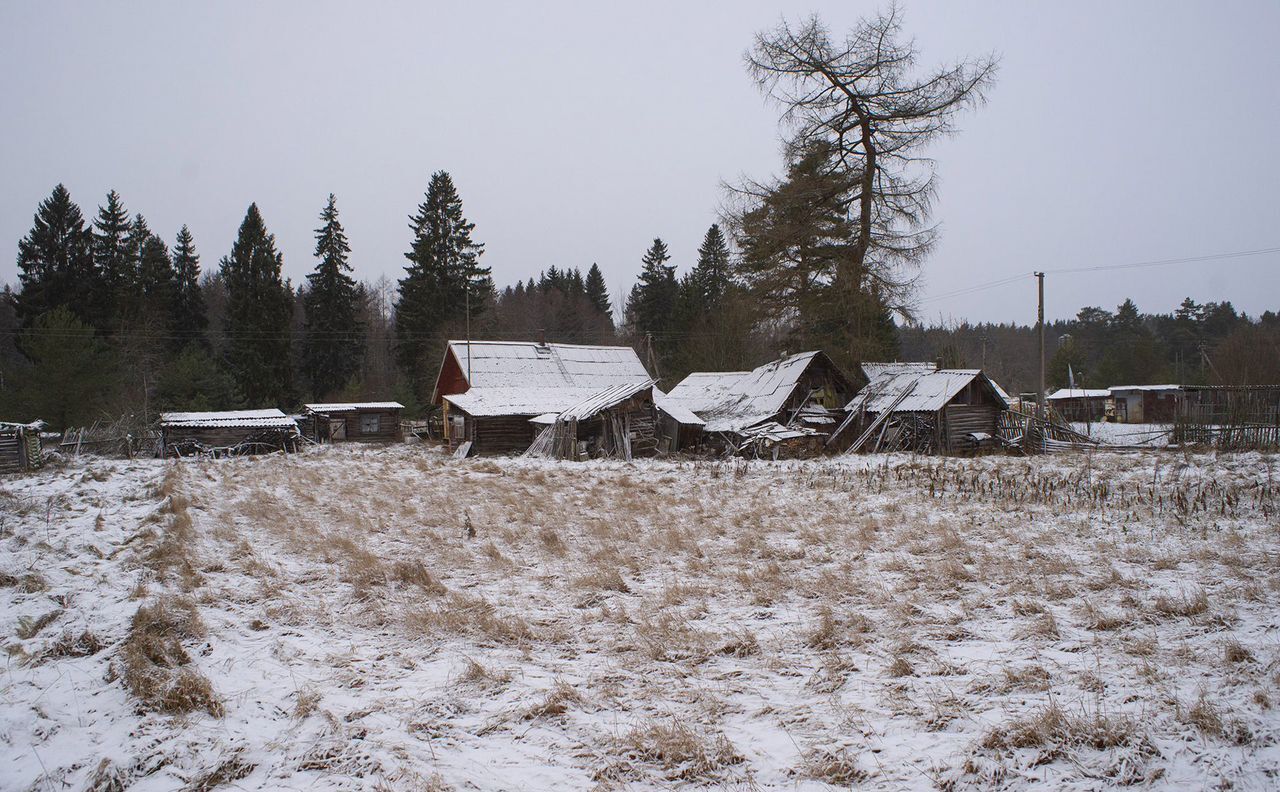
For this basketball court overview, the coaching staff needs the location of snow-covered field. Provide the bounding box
[2,445,1279,790]
[1070,422,1172,446]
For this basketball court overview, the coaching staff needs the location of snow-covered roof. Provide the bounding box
[1046,388,1111,400]
[303,402,404,413]
[1108,384,1183,393]
[664,351,825,433]
[443,341,650,391]
[444,387,614,418]
[159,409,298,429]
[653,387,705,427]
[0,420,45,431]
[558,380,654,421]
[847,369,1010,414]
[860,361,936,381]
[435,340,653,418]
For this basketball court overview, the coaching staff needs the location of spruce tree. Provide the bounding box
[220,204,295,406]
[395,171,489,394]
[171,226,207,344]
[585,263,612,325]
[690,224,732,309]
[136,232,177,332]
[15,185,97,328]
[302,194,364,399]
[91,190,132,327]
[626,238,677,338]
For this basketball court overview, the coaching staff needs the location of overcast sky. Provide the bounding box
[2,1,1277,325]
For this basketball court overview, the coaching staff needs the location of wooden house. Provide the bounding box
[303,402,404,443]
[159,409,301,457]
[1108,385,1182,423]
[837,364,1010,454]
[430,340,654,455]
[1045,388,1111,422]
[662,351,855,451]
[653,387,705,453]
[0,421,43,474]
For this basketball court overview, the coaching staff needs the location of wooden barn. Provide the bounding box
[0,421,43,474]
[159,409,301,457]
[430,340,654,455]
[662,351,856,452]
[303,402,404,443]
[1045,388,1111,422]
[1108,385,1182,423]
[653,387,706,453]
[836,364,1010,454]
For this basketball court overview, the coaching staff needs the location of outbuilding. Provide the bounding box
[431,340,655,455]
[303,402,405,443]
[0,421,44,474]
[1108,385,1182,423]
[1045,388,1111,422]
[159,409,301,457]
[837,364,1010,454]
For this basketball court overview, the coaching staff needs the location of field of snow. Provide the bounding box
[1070,422,1173,447]
[3,444,1279,790]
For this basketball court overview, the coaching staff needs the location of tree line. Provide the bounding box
[4,9,1276,430]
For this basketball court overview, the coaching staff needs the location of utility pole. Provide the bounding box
[1035,272,1045,417]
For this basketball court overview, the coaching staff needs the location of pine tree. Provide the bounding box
[220,204,295,406]
[91,190,132,327]
[15,185,98,328]
[395,171,489,394]
[302,194,364,399]
[171,226,207,344]
[585,263,612,325]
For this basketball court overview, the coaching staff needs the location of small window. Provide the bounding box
[360,414,380,434]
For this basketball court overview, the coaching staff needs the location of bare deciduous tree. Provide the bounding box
[745,5,998,315]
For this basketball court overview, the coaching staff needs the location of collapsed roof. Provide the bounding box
[664,351,834,433]
[847,368,1011,414]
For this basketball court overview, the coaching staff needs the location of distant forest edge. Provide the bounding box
[3,181,1277,432]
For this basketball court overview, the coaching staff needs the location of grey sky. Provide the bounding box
[2,1,1277,325]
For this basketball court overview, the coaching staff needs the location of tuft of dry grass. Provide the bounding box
[119,595,222,717]
[41,628,104,661]
[1223,638,1253,664]
[521,680,583,720]
[982,700,1142,752]
[606,717,744,782]
[794,747,866,785]
[390,560,447,595]
[405,592,535,645]
[1153,587,1209,619]
[16,609,61,640]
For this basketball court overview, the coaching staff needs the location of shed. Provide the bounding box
[0,421,44,474]
[303,402,405,443]
[663,351,855,449]
[526,379,659,460]
[1108,385,1182,423]
[430,340,654,455]
[159,409,301,457]
[839,365,1010,453]
[1045,388,1112,422]
[653,387,705,453]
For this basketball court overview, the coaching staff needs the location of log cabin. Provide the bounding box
[303,402,405,443]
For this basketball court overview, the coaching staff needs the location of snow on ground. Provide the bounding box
[2,445,1279,790]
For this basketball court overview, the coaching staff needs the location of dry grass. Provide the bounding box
[793,746,866,784]
[982,700,1142,752]
[119,595,222,717]
[603,717,744,782]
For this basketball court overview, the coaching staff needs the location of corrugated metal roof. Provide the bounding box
[303,402,404,413]
[159,409,298,429]
[1046,388,1110,400]
[664,351,821,433]
[847,369,1010,414]
[652,387,705,426]
[557,380,654,421]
